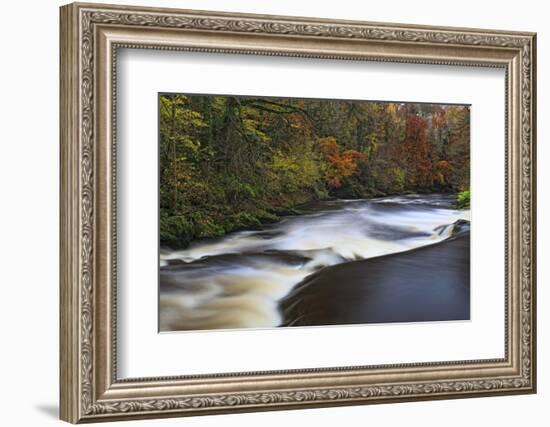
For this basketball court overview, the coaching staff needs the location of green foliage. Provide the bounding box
[159,213,195,247]
[160,211,225,245]
[221,176,258,204]
[391,167,406,193]
[221,212,262,231]
[457,190,471,209]
[158,94,470,247]
[268,149,323,194]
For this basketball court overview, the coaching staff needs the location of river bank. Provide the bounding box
[160,190,468,249]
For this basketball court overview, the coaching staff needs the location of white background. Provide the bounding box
[118,50,504,377]
[0,0,546,426]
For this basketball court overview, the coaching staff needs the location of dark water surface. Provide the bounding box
[160,194,470,331]
[281,234,470,326]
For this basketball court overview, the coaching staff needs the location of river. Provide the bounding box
[159,193,470,331]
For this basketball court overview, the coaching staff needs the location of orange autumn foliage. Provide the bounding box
[319,137,366,188]
[434,160,453,186]
[399,115,432,188]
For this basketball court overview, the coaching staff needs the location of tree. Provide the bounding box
[400,114,432,189]
[319,137,366,188]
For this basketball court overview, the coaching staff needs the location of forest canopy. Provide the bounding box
[159,94,470,247]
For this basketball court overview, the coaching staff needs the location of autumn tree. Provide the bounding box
[400,114,432,189]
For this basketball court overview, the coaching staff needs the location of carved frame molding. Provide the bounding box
[60,2,536,423]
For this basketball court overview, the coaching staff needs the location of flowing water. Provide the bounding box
[159,193,470,331]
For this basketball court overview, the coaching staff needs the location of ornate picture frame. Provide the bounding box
[60,2,536,423]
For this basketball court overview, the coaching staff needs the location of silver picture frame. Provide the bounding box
[60,2,536,422]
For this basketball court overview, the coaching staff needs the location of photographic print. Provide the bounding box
[60,5,536,420]
[158,93,471,332]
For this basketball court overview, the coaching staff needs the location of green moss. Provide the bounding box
[159,214,195,247]
[457,190,470,209]
[160,207,285,248]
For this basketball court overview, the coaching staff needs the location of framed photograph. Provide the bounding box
[60,2,537,423]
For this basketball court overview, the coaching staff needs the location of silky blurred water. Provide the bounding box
[159,193,470,331]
